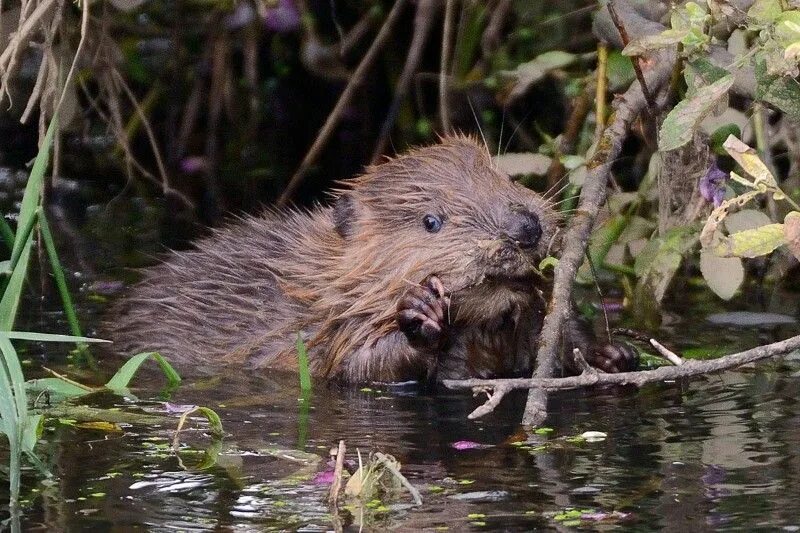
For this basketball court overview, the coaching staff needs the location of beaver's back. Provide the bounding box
[107,208,339,370]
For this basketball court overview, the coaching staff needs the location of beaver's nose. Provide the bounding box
[510,210,542,249]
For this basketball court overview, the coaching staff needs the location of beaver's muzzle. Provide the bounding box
[506,209,542,249]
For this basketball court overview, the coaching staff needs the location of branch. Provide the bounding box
[447,333,800,419]
[522,41,677,426]
[277,0,408,207]
[607,0,656,110]
[371,0,439,163]
[439,0,455,133]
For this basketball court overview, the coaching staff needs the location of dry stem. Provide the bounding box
[448,333,800,420]
[278,0,409,206]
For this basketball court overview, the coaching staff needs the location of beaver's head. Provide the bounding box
[331,134,559,324]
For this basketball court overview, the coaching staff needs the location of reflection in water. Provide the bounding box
[5,348,800,531]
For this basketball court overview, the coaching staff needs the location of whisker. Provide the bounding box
[466,96,489,155]
[497,106,506,157]
[502,106,536,155]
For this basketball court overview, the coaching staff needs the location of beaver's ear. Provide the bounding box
[333,193,359,239]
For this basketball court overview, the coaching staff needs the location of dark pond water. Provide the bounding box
[3,196,800,531]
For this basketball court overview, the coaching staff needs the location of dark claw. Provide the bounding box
[585,341,639,373]
[396,275,450,348]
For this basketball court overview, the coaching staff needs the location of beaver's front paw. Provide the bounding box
[396,275,450,349]
[584,342,639,373]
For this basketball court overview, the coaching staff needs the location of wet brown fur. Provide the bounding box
[107,135,562,382]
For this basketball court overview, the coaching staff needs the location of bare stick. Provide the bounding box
[328,439,346,507]
[650,339,684,366]
[449,333,800,419]
[371,0,439,163]
[439,0,455,133]
[522,43,676,426]
[594,41,608,140]
[607,0,656,110]
[277,0,408,206]
[571,348,597,375]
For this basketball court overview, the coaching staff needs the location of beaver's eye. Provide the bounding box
[422,214,443,233]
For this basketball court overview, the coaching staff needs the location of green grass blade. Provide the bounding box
[7,208,39,272]
[296,333,312,393]
[0,333,30,421]
[0,238,33,331]
[12,118,56,260]
[105,352,181,391]
[25,377,93,398]
[0,217,15,251]
[37,212,83,338]
[7,331,109,343]
[20,414,43,454]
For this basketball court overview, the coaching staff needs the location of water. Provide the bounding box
[3,195,800,531]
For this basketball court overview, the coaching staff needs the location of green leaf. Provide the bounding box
[0,238,33,330]
[20,414,44,453]
[712,223,786,258]
[747,0,783,25]
[6,331,110,344]
[105,352,181,391]
[501,51,576,100]
[659,74,734,151]
[12,119,56,260]
[634,227,698,303]
[0,118,57,330]
[685,58,733,91]
[754,58,800,120]
[296,333,312,393]
[25,377,93,398]
[38,212,84,340]
[622,29,688,56]
[709,124,742,155]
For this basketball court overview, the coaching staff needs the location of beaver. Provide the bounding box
[107,135,637,382]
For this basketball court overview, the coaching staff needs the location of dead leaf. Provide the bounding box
[784,211,800,260]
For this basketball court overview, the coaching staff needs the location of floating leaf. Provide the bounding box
[712,223,785,258]
[659,75,734,151]
[700,249,744,300]
[579,431,607,442]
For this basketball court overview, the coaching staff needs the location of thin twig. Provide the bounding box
[594,41,608,140]
[607,0,656,110]
[371,0,439,163]
[448,333,800,419]
[439,0,456,133]
[328,439,346,507]
[650,339,684,366]
[572,348,597,374]
[277,0,408,206]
